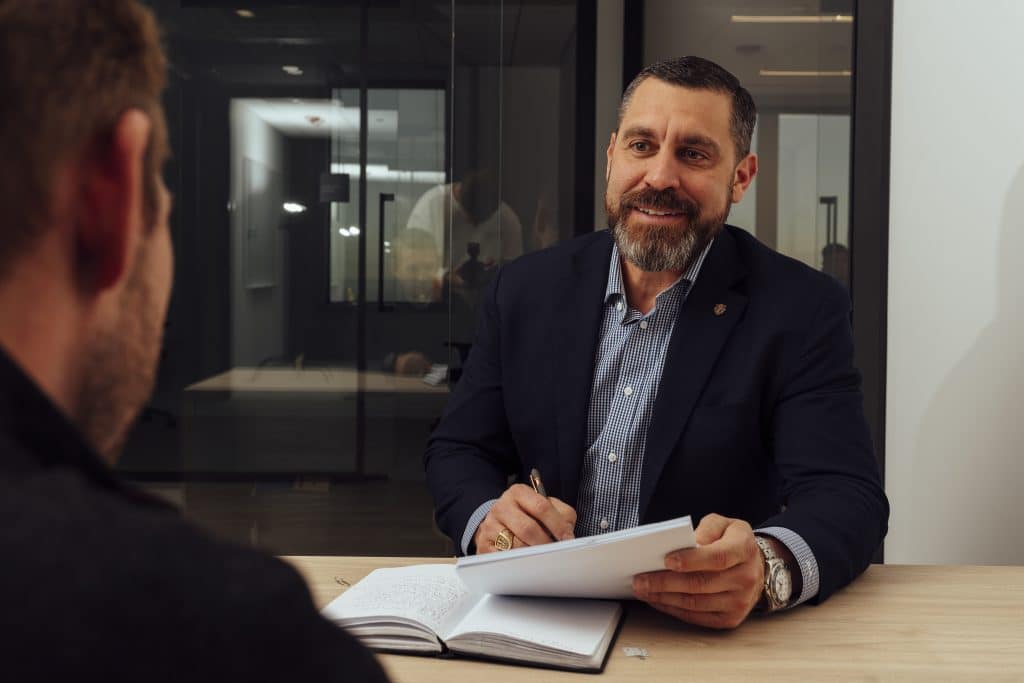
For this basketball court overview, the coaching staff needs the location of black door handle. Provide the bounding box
[378,192,395,311]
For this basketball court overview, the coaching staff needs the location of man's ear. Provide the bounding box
[605,131,617,181]
[78,109,152,292]
[730,153,758,204]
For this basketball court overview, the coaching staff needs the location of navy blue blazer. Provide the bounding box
[425,226,888,603]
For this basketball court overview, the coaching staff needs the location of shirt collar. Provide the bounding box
[604,238,715,308]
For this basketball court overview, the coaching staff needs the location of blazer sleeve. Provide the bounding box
[424,268,521,548]
[758,279,889,602]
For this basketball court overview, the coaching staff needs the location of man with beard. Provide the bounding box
[0,2,388,680]
[425,56,888,629]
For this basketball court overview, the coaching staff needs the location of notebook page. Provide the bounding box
[444,594,621,655]
[456,515,694,598]
[322,564,479,637]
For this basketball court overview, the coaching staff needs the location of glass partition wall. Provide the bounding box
[123,1,581,556]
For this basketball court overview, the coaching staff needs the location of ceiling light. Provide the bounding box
[759,69,852,77]
[283,202,307,214]
[349,226,360,236]
[732,14,852,24]
[338,227,351,237]
[235,9,255,19]
[282,65,303,76]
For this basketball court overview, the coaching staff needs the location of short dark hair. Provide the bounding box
[0,0,168,279]
[617,56,757,162]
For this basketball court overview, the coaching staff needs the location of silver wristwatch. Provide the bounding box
[755,535,793,612]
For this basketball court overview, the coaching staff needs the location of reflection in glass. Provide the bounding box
[329,88,446,305]
[122,1,584,559]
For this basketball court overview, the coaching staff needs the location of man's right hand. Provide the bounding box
[473,484,577,554]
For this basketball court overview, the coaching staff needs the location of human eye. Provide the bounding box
[681,148,708,162]
[628,139,652,153]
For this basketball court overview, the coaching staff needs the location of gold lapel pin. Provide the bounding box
[713,303,727,316]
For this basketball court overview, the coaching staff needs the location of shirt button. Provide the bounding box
[607,452,617,463]
[639,320,648,330]
[616,301,624,311]
[600,519,610,530]
[623,386,633,396]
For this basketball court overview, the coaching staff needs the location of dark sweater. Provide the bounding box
[0,349,388,682]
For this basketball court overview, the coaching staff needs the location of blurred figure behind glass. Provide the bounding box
[821,242,850,290]
[405,166,524,276]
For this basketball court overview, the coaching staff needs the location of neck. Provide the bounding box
[620,256,682,315]
[0,251,87,422]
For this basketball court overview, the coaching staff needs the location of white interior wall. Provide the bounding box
[776,114,849,268]
[886,0,1024,564]
[229,101,287,366]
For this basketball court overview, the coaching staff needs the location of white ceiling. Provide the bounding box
[644,0,855,111]
[237,98,398,138]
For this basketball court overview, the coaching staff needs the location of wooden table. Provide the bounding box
[185,367,449,395]
[283,556,1024,682]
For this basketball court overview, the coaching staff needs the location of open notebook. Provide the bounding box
[321,564,622,672]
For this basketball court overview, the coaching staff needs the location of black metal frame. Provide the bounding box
[573,1,597,237]
[849,0,893,500]
[622,0,644,89]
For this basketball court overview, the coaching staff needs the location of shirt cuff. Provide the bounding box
[755,526,820,607]
[461,499,499,555]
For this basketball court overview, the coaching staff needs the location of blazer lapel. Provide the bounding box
[638,227,749,521]
[553,232,614,504]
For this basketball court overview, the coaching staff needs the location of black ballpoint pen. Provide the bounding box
[530,468,569,541]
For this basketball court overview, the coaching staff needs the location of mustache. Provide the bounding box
[620,188,698,217]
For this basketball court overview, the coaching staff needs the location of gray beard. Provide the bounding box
[613,218,704,272]
[610,205,728,273]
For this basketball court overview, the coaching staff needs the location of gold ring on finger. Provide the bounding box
[494,528,515,551]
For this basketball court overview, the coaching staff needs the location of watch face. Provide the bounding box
[772,566,793,603]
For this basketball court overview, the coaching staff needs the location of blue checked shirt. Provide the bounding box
[462,242,820,607]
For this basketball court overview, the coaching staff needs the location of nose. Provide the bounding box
[642,148,681,192]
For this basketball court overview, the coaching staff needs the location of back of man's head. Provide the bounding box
[0,0,173,461]
[0,0,168,281]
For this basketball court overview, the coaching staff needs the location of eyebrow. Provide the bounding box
[679,134,721,157]
[619,125,656,141]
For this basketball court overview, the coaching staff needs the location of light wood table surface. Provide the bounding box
[283,555,1024,682]
[185,367,448,394]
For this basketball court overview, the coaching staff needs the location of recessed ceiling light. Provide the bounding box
[235,9,255,19]
[283,202,307,214]
[282,65,303,76]
[759,69,853,77]
[732,14,852,24]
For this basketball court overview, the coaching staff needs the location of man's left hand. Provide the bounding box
[632,513,764,629]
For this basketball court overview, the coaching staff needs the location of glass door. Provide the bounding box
[125,0,586,558]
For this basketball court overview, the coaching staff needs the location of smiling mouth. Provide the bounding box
[634,207,684,217]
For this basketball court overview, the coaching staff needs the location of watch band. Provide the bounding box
[755,535,792,612]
